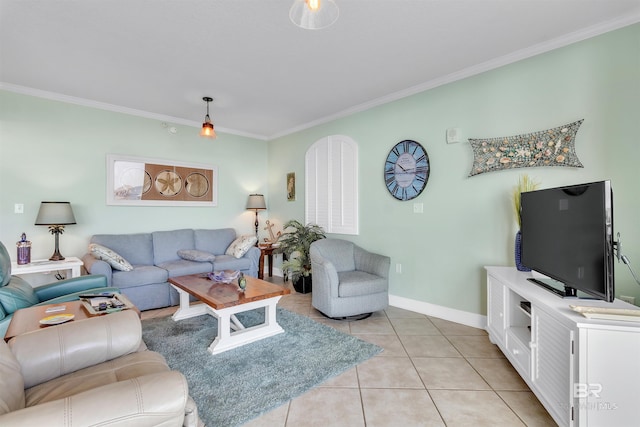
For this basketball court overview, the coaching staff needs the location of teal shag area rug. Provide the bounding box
[141,308,382,427]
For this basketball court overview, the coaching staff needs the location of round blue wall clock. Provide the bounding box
[384,140,430,201]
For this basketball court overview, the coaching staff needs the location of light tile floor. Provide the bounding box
[141,278,557,427]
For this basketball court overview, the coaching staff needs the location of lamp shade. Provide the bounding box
[35,202,76,225]
[200,121,216,138]
[200,96,217,139]
[246,194,266,210]
[290,0,339,30]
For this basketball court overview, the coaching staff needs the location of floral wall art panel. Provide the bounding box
[107,154,217,206]
[468,119,584,177]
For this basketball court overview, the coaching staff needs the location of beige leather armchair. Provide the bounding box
[0,310,202,426]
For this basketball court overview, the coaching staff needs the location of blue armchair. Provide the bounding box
[310,239,390,319]
[0,241,118,337]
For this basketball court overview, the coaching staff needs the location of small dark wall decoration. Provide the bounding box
[287,172,296,201]
[468,120,584,177]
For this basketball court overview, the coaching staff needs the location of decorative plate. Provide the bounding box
[39,313,74,325]
[154,170,182,196]
[209,270,240,283]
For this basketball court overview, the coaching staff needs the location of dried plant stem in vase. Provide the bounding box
[512,174,539,271]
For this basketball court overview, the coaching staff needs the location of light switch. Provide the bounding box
[413,203,424,214]
[14,203,24,214]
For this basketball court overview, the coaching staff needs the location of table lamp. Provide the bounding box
[246,194,266,239]
[35,201,76,261]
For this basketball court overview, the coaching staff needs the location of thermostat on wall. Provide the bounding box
[446,128,461,144]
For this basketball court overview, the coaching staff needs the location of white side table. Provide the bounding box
[11,257,83,286]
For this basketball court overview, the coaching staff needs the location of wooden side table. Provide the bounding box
[258,245,277,280]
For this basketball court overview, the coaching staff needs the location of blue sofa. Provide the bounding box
[82,228,260,311]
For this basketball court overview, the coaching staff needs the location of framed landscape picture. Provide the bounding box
[106,154,217,206]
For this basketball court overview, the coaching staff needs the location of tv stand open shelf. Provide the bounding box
[486,266,640,427]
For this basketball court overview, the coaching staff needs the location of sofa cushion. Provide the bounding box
[194,228,236,255]
[225,235,258,258]
[91,233,154,266]
[0,276,39,315]
[156,260,213,277]
[177,249,216,263]
[112,265,168,288]
[0,339,25,415]
[88,243,133,271]
[127,283,172,311]
[152,229,195,265]
[312,239,356,273]
[10,310,144,389]
[24,351,171,407]
[213,254,252,272]
[337,271,388,297]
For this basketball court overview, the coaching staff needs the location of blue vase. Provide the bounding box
[515,230,531,272]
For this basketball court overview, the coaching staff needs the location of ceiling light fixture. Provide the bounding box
[200,96,216,139]
[289,0,339,30]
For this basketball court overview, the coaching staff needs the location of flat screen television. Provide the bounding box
[520,180,615,302]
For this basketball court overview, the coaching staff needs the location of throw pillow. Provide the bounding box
[177,249,216,262]
[89,243,133,272]
[225,235,258,259]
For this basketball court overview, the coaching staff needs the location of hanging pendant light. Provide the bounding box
[290,0,339,30]
[200,96,216,139]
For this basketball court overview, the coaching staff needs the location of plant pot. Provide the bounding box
[293,275,312,294]
[515,230,531,272]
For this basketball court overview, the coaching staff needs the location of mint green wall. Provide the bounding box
[1,25,637,315]
[0,92,269,260]
[267,24,640,314]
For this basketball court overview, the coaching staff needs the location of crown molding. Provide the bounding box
[268,15,640,140]
[0,82,269,141]
[2,14,637,143]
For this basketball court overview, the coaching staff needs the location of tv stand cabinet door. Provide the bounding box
[577,326,640,426]
[487,276,506,346]
[531,306,574,427]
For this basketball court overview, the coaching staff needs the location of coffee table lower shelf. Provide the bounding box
[170,284,285,355]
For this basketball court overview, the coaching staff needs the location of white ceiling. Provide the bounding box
[1,0,639,140]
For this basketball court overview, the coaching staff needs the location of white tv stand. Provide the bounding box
[486,267,640,427]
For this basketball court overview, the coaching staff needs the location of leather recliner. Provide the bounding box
[0,309,202,426]
[0,240,118,337]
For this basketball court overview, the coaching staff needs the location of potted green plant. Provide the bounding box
[278,220,326,293]
[512,174,539,271]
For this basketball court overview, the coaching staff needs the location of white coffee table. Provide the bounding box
[168,274,290,355]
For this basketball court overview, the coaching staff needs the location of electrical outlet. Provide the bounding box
[395,263,402,274]
[619,295,636,305]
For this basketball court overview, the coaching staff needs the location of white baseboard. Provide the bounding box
[269,271,487,329]
[389,294,487,330]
